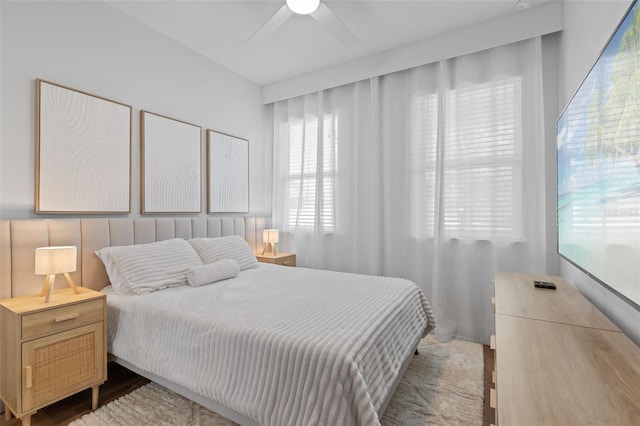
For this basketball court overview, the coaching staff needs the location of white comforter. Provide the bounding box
[103,264,435,426]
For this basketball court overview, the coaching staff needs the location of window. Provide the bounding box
[411,77,523,240]
[284,114,338,232]
[410,92,438,238]
[443,78,523,240]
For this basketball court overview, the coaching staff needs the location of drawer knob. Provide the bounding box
[54,313,80,323]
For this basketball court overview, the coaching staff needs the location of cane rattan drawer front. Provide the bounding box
[22,299,104,340]
[22,322,104,412]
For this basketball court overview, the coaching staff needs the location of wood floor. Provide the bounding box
[483,344,496,426]
[1,347,495,425]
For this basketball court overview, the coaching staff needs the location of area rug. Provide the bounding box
[70,335,483,426]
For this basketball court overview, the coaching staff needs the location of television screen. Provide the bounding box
[557,0,640,309]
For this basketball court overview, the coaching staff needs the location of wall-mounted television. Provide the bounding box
[557,0,639,310]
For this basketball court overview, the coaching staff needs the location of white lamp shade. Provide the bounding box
[287,0,320,15]
[263,229,280,244]
[35,246,77,275]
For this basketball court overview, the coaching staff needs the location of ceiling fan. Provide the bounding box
[248,0,359,47]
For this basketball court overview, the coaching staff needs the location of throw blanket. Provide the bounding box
[104,264,435,426]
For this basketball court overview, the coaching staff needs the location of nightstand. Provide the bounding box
[1,287,106,426]
[256,253,296,267]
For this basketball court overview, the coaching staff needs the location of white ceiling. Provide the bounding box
[106,0,551,86]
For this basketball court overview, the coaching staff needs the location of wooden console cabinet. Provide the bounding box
[492,272,640,425]
[1,288,106,426]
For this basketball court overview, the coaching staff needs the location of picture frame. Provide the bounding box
[141,111,202,213]
[35,79,132,213]
[206,130,249,213]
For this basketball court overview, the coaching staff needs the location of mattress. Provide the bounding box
[103,263,435,426]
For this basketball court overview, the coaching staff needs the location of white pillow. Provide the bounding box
[189,235,258,271]
[95,238,203,295]
[186,259,240,287]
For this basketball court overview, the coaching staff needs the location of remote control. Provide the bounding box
[534,280,556,290]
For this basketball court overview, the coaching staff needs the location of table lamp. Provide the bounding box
[35,246,79,302]
[262,229,279,256]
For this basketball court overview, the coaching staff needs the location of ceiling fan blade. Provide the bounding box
[247,4,294,44]
[310,3,358,48]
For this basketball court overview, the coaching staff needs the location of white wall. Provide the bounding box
[0,1,271,219]
[263,1,563,103]
[541,32,562,276]
[559,0,640,345]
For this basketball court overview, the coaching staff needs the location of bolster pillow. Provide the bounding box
[186,259,240,287]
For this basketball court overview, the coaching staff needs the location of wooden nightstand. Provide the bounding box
[256,253,296,267]
[0,288,106,426]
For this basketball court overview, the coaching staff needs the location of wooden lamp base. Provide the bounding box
[39,273,80,302]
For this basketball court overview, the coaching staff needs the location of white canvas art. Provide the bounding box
[142,112,201,213]
[36,80,131,213]
[208,130,249,213]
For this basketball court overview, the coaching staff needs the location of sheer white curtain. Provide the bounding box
[272,37,547,343]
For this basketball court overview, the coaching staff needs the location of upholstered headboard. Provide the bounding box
[0,217,270,299]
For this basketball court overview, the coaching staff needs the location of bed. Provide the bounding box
[0,217,435,426]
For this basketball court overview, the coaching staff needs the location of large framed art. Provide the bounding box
[35,79,131,213]
[141,111,202,213]
[207,130,249,213]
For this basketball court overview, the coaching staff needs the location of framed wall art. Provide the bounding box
[207,130,249,213]
[35,79,131,213]
[141,111,201,213]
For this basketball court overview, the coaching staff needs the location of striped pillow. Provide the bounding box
[189,236,258,271]
[96,238,203,295]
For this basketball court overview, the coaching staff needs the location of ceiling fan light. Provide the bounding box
[286,0,320,15]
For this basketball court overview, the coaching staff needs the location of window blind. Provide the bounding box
[411,77,523,240]
[285,115,338,232]
[411,92,438,238]
[282,77,523,241]
[443,77,522,240]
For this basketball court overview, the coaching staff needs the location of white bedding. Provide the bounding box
[103,263,435,426]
